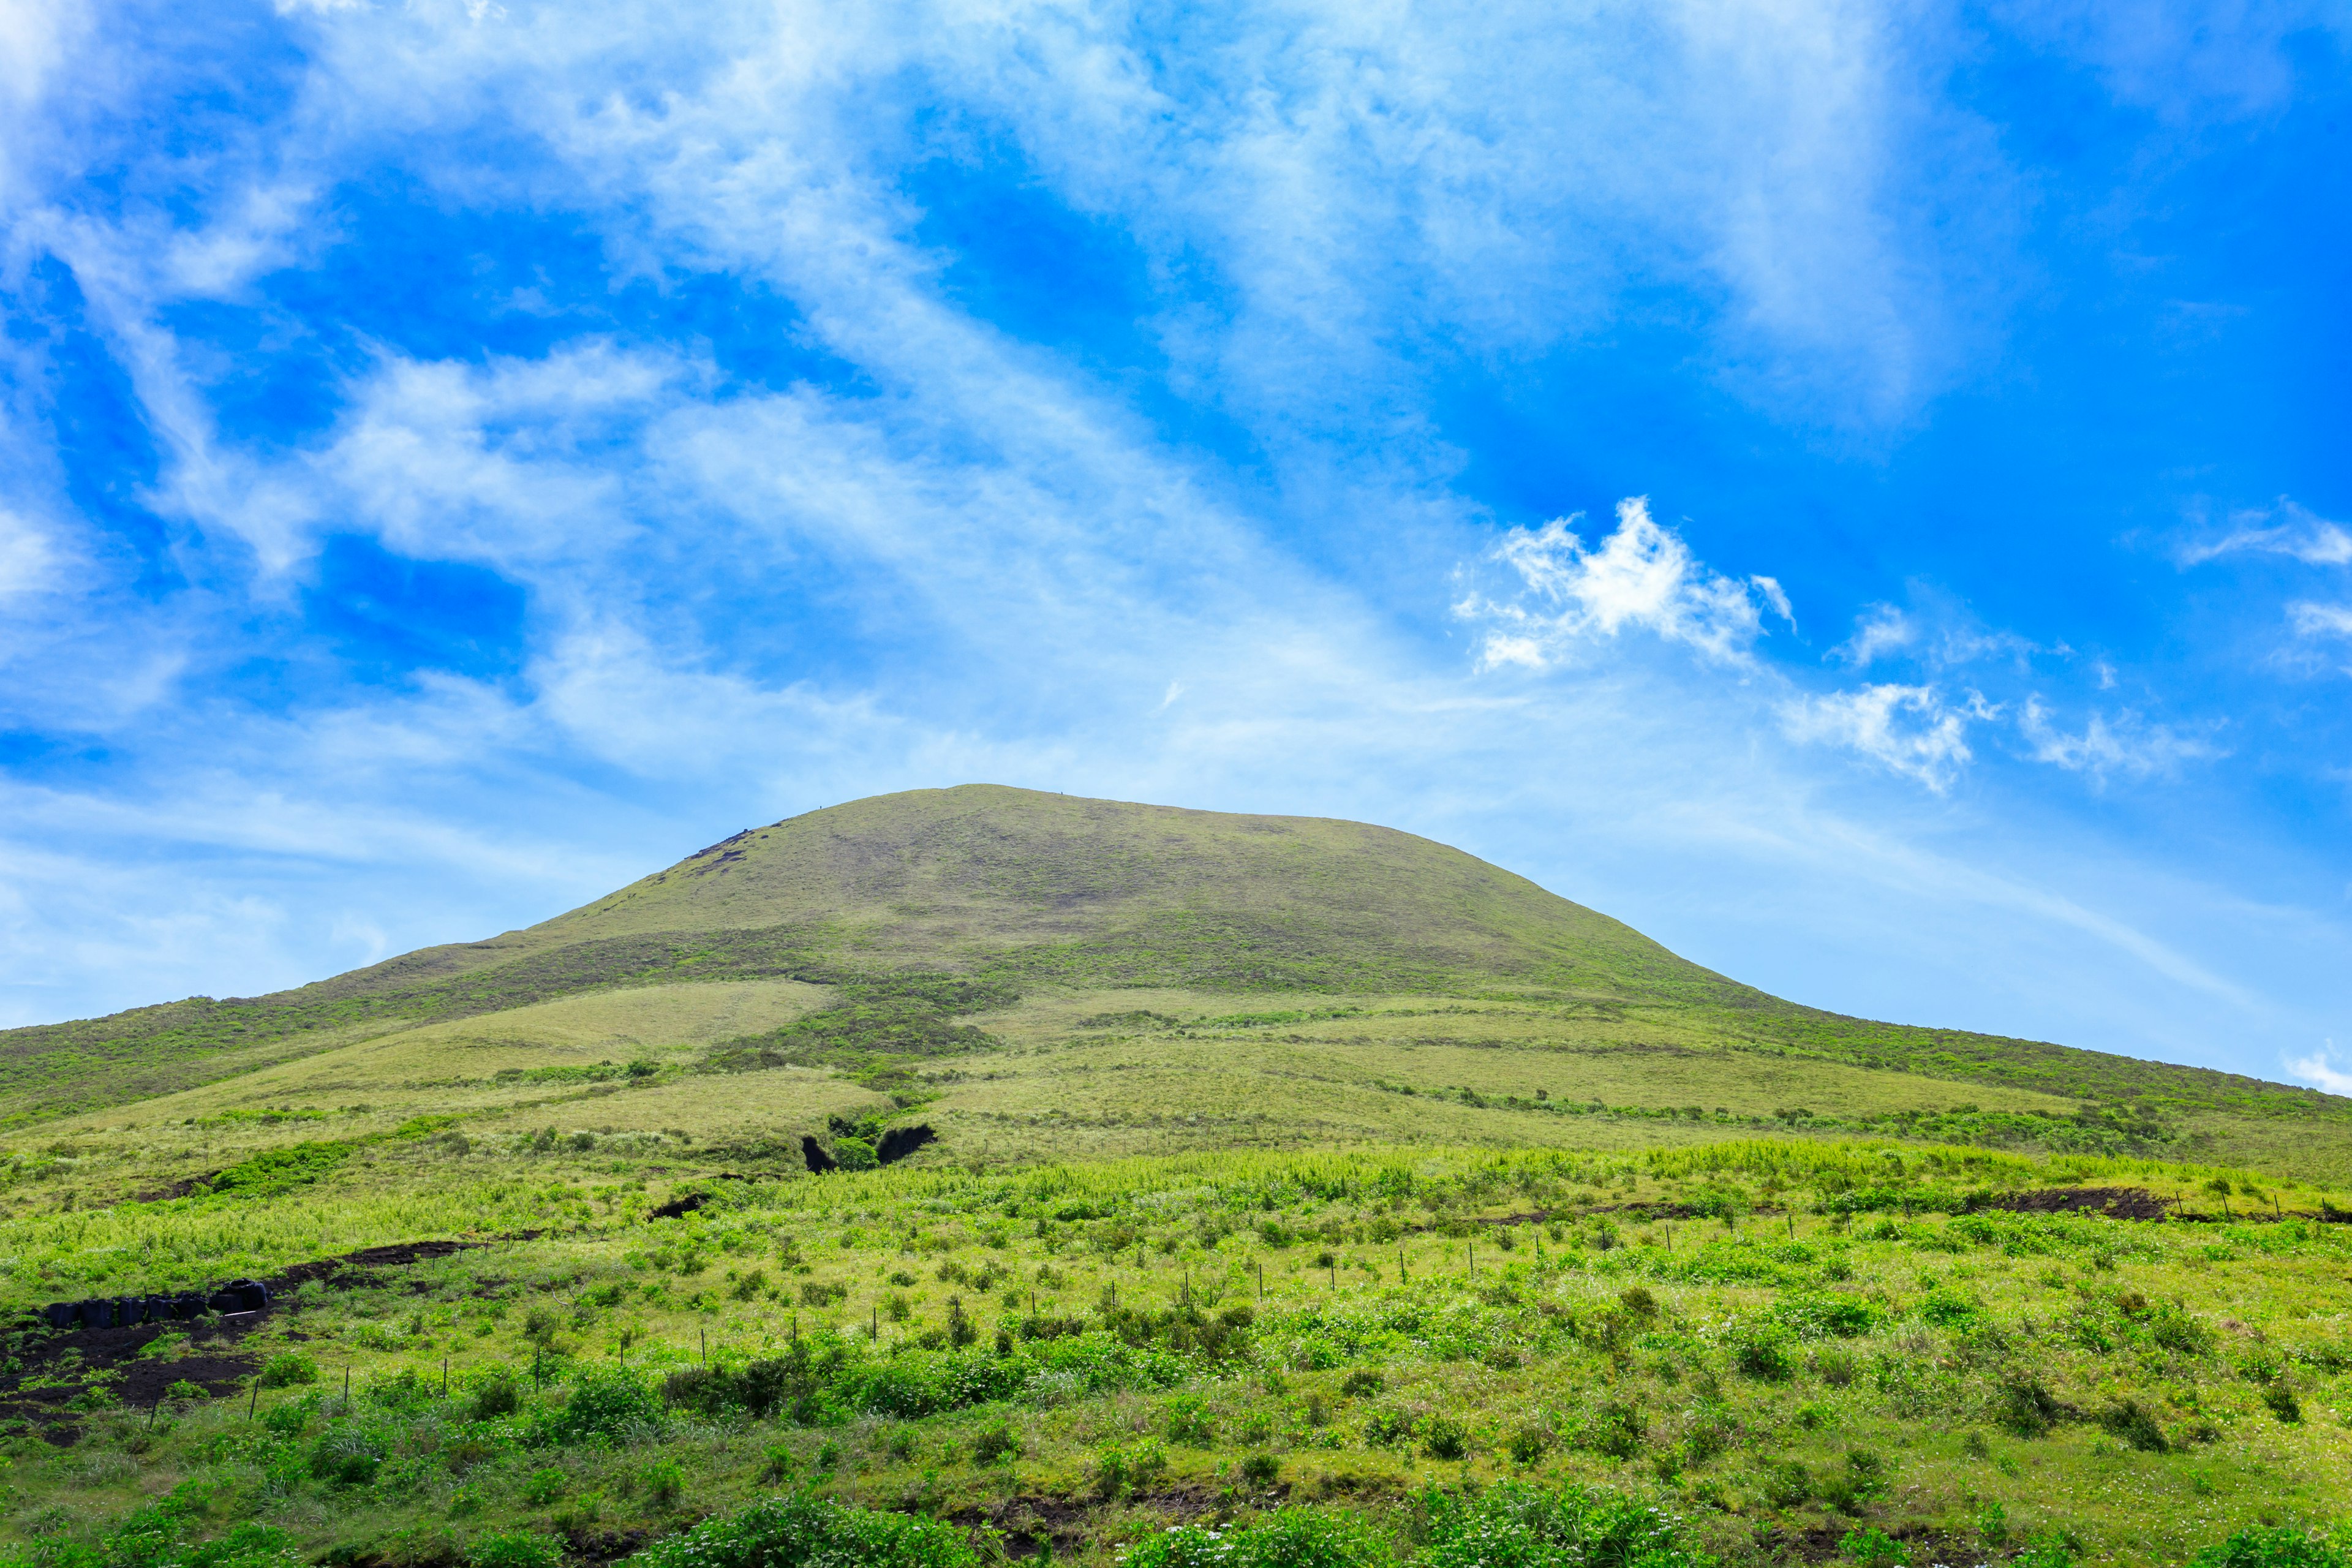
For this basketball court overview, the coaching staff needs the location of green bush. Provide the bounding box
[1840,1526,1909,1567]
[1091,1440,1169,1500]
[470,1370,523,1420]
[1420,1416,1469,1460]
[1164,1395,1215,1445]
[521,1469,568,1505]
[621,1493,976,1568]
[1762,1461,1811,1508]
[643,1460,685,1506]
[1577,1401,1644,1459]
[2097,1399,2167,1454]
[257,1353,318,1389]
[971,1422,1021,1465]
[1416,1481,1714,1568]
[469,1532,564,1568]
[1817,1451,1890,1513]
[1120,1509,1387,1568]
[1729,1323,1797,1381]
[538,1368,663,1447]
[1240,1453,1281,1487]
[2188,1528,2350,1568]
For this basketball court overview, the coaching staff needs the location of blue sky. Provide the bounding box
[1,0,2347,1089]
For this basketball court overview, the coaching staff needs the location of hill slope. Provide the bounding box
[1,785,2344,1180]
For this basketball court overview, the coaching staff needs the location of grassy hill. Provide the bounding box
[2,787,2351,1566]
[1,785,2343,1183]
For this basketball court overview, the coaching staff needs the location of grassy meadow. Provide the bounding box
[1,1137,2350,1568]
[4,787,2351,1568]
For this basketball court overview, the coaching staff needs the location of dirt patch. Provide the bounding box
[951,1484,1264,1558]
[564,1528,653,1566]
[130,1177,205,1203]
[1781,1522,1980,1563]
[273,1239,489,1292]
[1991,1186,2174,1220]
[5,1238,500,1440]
[0,1313,268,1441]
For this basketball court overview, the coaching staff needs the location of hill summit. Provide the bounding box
[1,785,2344,1180]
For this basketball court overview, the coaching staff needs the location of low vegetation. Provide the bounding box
[0,787,2346,1565]
[0,1144,2345,1566]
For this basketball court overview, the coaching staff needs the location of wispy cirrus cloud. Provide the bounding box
[2019,698,2222,784]
[2290,603,2352,641]
[2178,500,2352,567]
[1461,497,1790,669]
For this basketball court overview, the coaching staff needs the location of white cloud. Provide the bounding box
[2018,696,2221,783]
[1781,682,1985,790]
[1464,497,1785,668]
[2290,602,2352,640]
[2179,500,2352,567]
[0,508,61,596]
[2285,1044,2352,1099]
[1833,603,1915,666]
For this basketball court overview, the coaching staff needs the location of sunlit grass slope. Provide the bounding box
[2,785,2346,1185]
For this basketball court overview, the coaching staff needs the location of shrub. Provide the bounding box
[1577,1401,1644,1459]
[1340,1369,1385,1398]
[1995,1378,2062,1438]
[470,1532,565,1568]
[1917,1291,1981,1330]
[521,1469,568,1505]
[2263,1384,2304,1424]
[538,1368,663,1447]
[1840,1526,1909,1567]
[470,1370,523,1420]
[2011,1528,2082,1568]
[1774,1295,1877,1339]
[1092,1440,1168,1500]
[1420,1415,1469,1460]
[1762,1461,1811,1508]
[1417,1480,1712,1568]
[1730,1323,1797,1381]
[2097,1398,2168,1453]
[1121,1509,1386,1568]
[258,1353,318,1389]
[621,1493,976,1568]
[2188,1528,2350,1568]
[1508,1425,1551,1464]
[307,1425,385,1487]
[1817,1451,1890,1513]
[1164,1395,1215,1445]
[972,1422,1022,1465]
[641,1459,685,1506]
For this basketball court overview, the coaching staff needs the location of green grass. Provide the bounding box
[2,786,2351,1564]
[0,1143,2347,1567]
[10,787,2347,1160]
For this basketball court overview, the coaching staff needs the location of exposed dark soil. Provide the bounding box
[273,1239,489,1291]
[951,1483,1276,1558]
[0,1312,268,1441]
[1781,1522,1981,1563]
[564,1528,653,1566]
[1991,1186,2173,1219]
[4,1238,497,1440]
